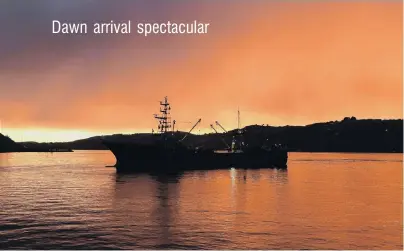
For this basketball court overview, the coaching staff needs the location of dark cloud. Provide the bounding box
[0,0,255,101]
[0,0,245,74]
[0,0,270,74]
[0,1,144,73]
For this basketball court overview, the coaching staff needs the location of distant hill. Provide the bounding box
[19,118,404,153]
[0,134,72,153]
[0,133,23,152]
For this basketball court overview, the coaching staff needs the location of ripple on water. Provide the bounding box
[0,151,402,249]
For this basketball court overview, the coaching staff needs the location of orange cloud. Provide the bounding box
[0,1,402,142]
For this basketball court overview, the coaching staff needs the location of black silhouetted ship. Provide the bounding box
[102,97,288,173]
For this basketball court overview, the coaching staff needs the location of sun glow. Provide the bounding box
[0,1,401,143]
[1,129,103,143]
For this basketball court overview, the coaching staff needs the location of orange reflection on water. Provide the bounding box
[0,151,402,249]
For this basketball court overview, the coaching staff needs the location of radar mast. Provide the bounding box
[154,96,172,134]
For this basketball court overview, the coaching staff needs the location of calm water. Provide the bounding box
[0,151,402,250]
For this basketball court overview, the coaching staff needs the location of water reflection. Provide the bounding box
[267,168,288,184]
[0,151,401,249]
[0,152,10,167]
[229,168,288,184]
[151,173,182,248]
[112,172,186,249]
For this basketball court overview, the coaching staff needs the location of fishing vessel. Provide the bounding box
[102,97,288,173]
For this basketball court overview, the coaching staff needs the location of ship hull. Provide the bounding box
[103,141,288,173]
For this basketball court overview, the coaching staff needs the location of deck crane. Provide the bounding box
[210,124,230,149]
[215,121,228,133]
[210,124,219,134]
[180,118,202,142]
[215,109,245,152]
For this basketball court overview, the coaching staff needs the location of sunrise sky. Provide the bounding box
[0,0,402,142]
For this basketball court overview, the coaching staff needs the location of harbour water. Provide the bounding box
[0,151,402,249]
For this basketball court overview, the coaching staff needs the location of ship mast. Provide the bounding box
[237,108,241,134]
[154,96,172,134]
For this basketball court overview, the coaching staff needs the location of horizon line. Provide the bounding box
[2,116,402,144]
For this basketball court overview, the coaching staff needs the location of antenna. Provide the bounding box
[238,108,240,130]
